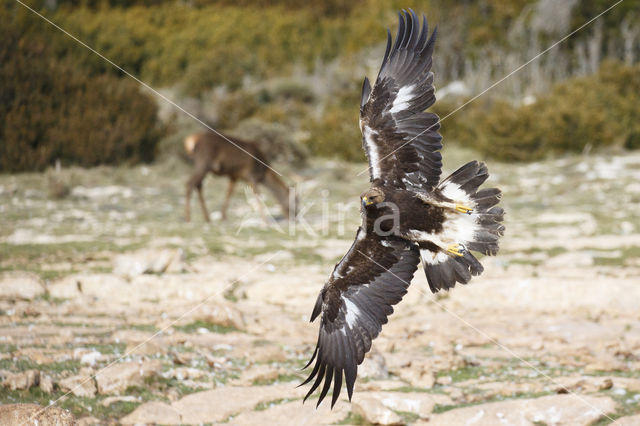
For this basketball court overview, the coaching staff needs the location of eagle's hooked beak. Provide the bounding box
[362,197,373,207]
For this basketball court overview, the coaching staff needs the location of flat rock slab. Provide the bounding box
[427,394,617,426]
[125,384,307,424]
[229,400,351,425]
[173,384,303,424]
[123,395,351,425]
[95,360,161,395]
[58,375,97,398]
[352,396,403,425]
[0,272,44,300]
[0,404,75,426]
[120,401,181,425]
[356,391,453,419]
[615,414,640,426]
[1,369,40,391]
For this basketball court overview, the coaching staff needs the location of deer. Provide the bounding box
[184,131,295,223]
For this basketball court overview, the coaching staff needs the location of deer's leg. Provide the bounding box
[185,184,192,223]
[185,180,197,223]
[196,182,210,223]
[250,182,268,225]
[186,167,209,222]
[221,179,236,221]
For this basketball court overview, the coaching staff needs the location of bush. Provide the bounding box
[0,19,162,172]
[215,90,262,130]
[448,61,640,161]
[53,4,360,96]
[304,88,363,162]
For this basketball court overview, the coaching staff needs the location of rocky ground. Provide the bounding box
[0,148,639,425]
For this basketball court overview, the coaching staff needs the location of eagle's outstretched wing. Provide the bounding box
[301,228,419,407]
[360,10,442,191]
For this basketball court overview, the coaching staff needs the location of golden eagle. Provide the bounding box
[301,10,505,407]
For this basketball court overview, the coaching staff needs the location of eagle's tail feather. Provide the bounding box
[420,161,504,292]
[421,249,483,293]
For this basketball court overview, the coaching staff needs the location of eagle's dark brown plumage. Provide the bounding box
[302,10,505,408]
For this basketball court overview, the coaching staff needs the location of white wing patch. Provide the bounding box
[420,249,448,265]
[343,297,361,328]
[389,85,415,114]
[443,208,477,250]
[438,181,478,248]
[408,178,482,258]
[440,181,472,204]
[363,125,381,179]
[331,270,344,280]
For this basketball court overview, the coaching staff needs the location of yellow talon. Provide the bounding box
[455,204,473,214]
[447,244,464,257]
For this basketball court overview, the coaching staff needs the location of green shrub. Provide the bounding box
[448,61,640,161]
[304,87,363,162]
[626,132,640,151]
[0,19,162,172]
[215,91,262,130]
[269,81,316,104]
[52,4,361,96]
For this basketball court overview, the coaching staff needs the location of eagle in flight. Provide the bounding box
[301,10,505,407]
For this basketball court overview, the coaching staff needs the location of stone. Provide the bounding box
[0,404,75,426]
[0,369,12,381]
[77,416,101,426]
[436,375,453,385]
[0,272,45,300]
[165,367,206,381]
[428,394,617,425]
[100,395,139,407]
[15,347,58,365]
[73,348,104,366]
[39,373,54,394]
[113,248,186,277]
[360,391,453,419]
[250,344,288,363]
[395,360,436,390]
[357,379,411,392]
[235,364,281,385]
[58,375,97,398]
[359,349,389,380]
[476,381,546,399]
[612,377,640,393]
[3,370,39,391]
[190,303,245,330]
[95,360,161,395]
[615,414,640,426]
[584,359,627,373]
[172,351,191,365]
[120,401,181,425]
[171,384,306,424]
[231,400,352,425]
[555,376,614,393]
[352,396,403,425]
[125,339,164,356]
[113,329,165,356]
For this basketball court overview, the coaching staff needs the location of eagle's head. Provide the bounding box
[361,187,385,208]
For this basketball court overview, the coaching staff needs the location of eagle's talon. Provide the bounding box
[446,244,465,257]
[455,204,473,215]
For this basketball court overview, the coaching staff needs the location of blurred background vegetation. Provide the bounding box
[1,0,639,171]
